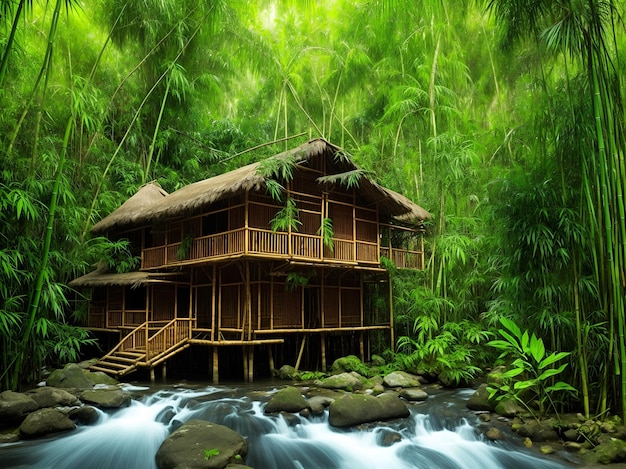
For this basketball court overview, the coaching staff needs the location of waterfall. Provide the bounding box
[0,385,571,469]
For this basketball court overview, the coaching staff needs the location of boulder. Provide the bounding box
[80,388,130,409]
[307,395,335,415]
[494,397,525,417]
[516,419,559,442]
[69,406,100,425]
[315,372,364,391]
[370,354,386,367]
[383,371,421,388]
[25,387,81,408]
[19,408,75,438]
[47,363,93,389]
[156,419,247,469]
[377,429,402,447]
[278,365,297,380]
[331,355,369,375]
[0,391,39,425]
[467,383,496,411]
[399,388,428,401]
[264,386,307,414]
[583,439,626,465]
[85,371,119,386]
[328,392,409,427]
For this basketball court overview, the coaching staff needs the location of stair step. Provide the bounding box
[107,355,142,364]
[116,351,145,358]
[96,361,129,369]
[89,365,124,375]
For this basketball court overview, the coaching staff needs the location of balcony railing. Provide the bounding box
[142,227,423,270]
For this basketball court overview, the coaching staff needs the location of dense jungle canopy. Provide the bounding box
[1,0,625,421]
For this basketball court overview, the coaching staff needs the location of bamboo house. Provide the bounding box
[70,139,430,382]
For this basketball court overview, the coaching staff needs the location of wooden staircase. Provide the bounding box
[90,318,192,377]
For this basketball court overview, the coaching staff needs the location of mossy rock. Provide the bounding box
[331,355,371,376]
[583,439,626,465]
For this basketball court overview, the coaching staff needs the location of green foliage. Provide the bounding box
[317,217,334,252]
[487,317,577,417]
[203,448,219,460]
[299,370,327,381]
[270,198,302,233]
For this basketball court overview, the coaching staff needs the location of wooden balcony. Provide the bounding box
[142,227,423,270]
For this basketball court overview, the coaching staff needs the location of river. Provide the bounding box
[0,381,578,468]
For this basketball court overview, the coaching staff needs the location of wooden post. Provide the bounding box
[150,367,155,384]
[268,345,275,376]
[242,345,249,382]
[295,335,306,371]
[211,265,217,342]
[359,332,364,362]
[248,345,254,383]
[162,362,167,381]
[212,347,219,384]
[321,332,326,372]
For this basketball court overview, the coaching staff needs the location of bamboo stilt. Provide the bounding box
[268,346,275,376]
[295,335,306,371]
[359,332,364,362]
[321,332,326,371]
[242,345,249,382]
[212,347,219,384]
[150,367,155,384]
[162,362,167,381]
[248,346,254,382]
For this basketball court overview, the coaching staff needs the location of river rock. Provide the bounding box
[47,363,93,389]
[383,371,421,388]
[80,387,130,408]
[307,395,335,414]
[328,392,410,427]
[516,419,559,442]
[85,371,119,386]
[25,387,81,408]
[19,408,75,438]
[399,388,428,401]
[155,419,247,469]
[467,383,496,411]
[494,397,525,417]
[69,405,100,424]
[370,354,386,367]
[0,390,39,425]
[278,365,297,380]
[583,439,626,465]
[484,427,504,441]
[264,386,307,413]
[315,372,364,391]
[331,355,368,375]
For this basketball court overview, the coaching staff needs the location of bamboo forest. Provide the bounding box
[1,0,626,458]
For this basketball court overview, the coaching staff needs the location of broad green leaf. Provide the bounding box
[487,339,516,350]
[529,334,545,363]
[521,330,529,353]
[501,367,525,378]
[539,351,570,369]
[513,379,537,390]
[500,317,522,340]
[545,382,577,393]
[537,363,568,381]
[499,329,522,352]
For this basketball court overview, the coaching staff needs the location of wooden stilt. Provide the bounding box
[268,346,275,376]
[248,346,254,382]
[212,347,219,384]
[321,332,326,372]
[162,362,167,381]
[359,332,364,362]
[295,335,306,371]
[242,345,249,382]
[150,367,155,384]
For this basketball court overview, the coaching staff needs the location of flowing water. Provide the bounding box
[0,383,575,469]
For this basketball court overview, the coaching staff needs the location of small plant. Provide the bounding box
[299,370,327,380]
[176,235,194,260]
[487,317,577,417]
[317,217,334,252]
[203,448,219,460]
[270,198,302,232]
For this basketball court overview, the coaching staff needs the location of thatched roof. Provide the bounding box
[91,182,169,234]
[69,264,182,288]
[92,139,429,234]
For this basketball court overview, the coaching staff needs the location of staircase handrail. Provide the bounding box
[103,322,148,359]
[146,317,192,363]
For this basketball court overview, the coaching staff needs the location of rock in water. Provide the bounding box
[156,419,247,469]
[328,392,409,427]
[0,390,39,425]
[19,408,75,438]
[264,386,308,413]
